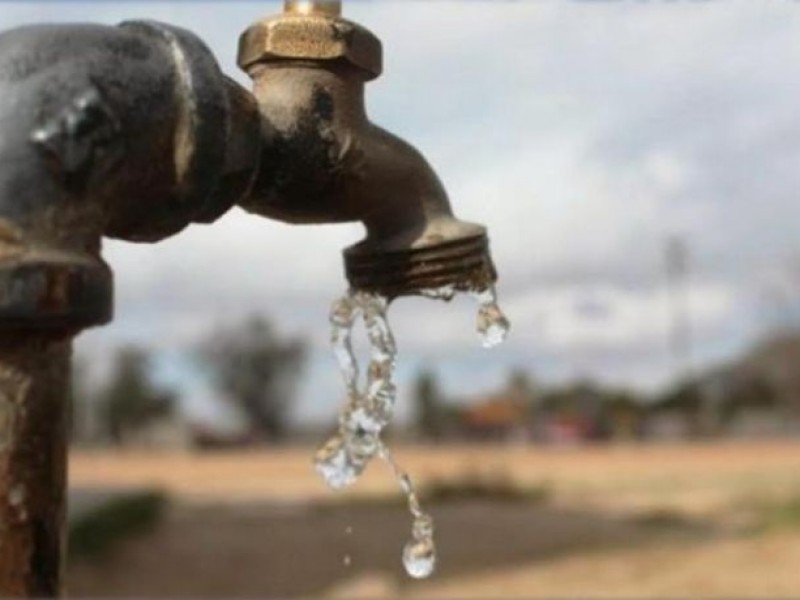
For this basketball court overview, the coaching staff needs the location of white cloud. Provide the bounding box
[1,2,798,420]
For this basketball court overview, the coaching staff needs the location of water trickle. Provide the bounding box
[419,284,456,301]
[381,443,437,578]
[316,284,508,578]
[314,292,395,490]
[474,287,511,348]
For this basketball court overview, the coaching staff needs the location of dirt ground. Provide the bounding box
[67,440,800,597]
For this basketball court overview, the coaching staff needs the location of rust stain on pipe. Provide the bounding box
[0,335,70,598]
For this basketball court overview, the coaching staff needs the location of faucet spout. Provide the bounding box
[237,5,497,298]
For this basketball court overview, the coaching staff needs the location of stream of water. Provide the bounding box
[314,286,510,578]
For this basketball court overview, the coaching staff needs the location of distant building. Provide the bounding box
[744,332,800,415]
[457,391,531,442]
[124,414,193,450]
[651,330,800,438]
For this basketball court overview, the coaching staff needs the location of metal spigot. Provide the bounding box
[237,2,497,298]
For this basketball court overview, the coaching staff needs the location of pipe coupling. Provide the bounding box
[238,9,382,79]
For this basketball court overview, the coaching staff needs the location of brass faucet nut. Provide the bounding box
[238,15,382,80]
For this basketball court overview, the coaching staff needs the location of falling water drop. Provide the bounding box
[474,287,510,348]
[313,433,360,490]
[330,295,360,393]
[419,284,456,301]
[402,537,436,579]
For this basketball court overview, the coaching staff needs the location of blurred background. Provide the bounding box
[5,0,800,596]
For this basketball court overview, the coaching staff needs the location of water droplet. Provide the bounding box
[474,286,510,348]
[412,514,434,539]
[420,284,456,301]
[313,434,362,490]
[477,304,510,348]
[343,554,352,567]
[347,406,383,435]
[402,538,436,579]
[330,295,357,327]
[330,298,359,393]
[348,430,379,464]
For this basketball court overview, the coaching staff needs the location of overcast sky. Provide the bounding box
[3,1,799,426]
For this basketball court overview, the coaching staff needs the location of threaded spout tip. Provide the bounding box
[344,232,498,300]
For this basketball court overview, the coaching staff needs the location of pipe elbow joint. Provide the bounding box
[0,21,260,331]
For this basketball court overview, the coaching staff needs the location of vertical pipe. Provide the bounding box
[0,334,71,597]
[666,236,692,380]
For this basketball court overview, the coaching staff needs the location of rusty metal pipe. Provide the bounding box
[0,335,71,597]
[237,6,497,298]
[0,21,260,596]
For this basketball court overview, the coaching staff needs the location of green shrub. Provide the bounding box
[630,508,699,530]
[69,491,167,560]
[756,497,800,533]
[420,472,549,504]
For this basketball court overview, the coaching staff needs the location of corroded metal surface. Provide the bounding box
[0,19,261,597]
[0,254,112,332]
[0,335,70,597]
[0,20,260,331]
[237,3,497,298]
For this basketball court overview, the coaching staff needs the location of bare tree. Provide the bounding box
[198,316,306,442]
[414,369,444,442]
[99,347,175,445]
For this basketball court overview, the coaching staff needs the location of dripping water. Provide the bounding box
[314,285,509,578]
[474,286,511,348]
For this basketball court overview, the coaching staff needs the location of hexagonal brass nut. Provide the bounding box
[238,15,382,80]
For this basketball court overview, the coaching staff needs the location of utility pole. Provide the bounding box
[666,236,693,381]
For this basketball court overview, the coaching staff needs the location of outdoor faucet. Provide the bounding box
[237,0,498,298]
[0,2,500,596]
